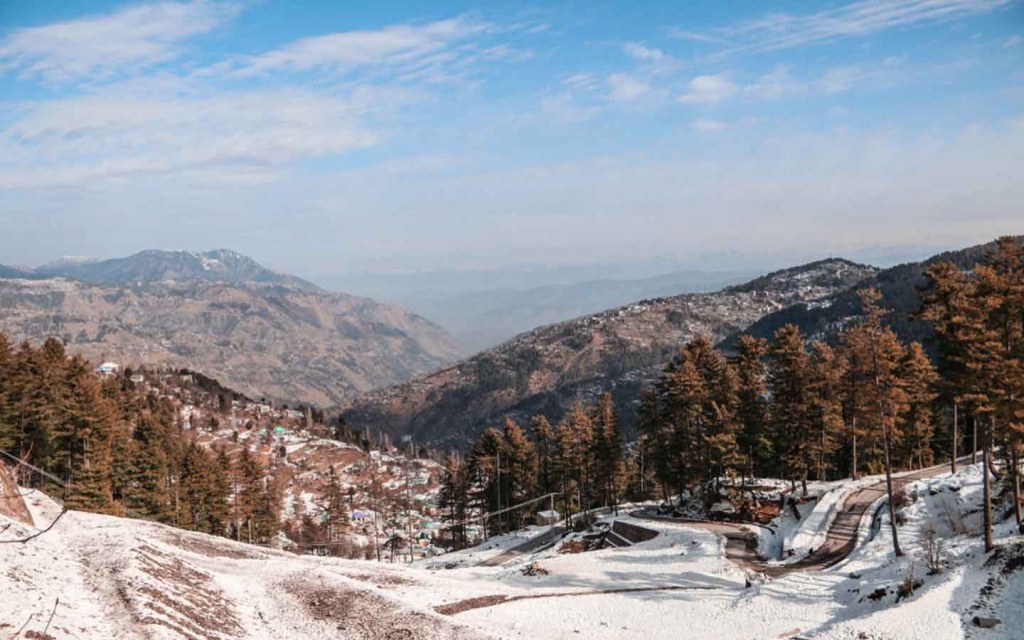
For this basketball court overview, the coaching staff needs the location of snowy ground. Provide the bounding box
[0,491,486,639]
[2,465,1022,640]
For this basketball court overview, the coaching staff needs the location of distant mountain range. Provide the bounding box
[8,249,318,290]
[0,250,459,406]
[383,269,757,353]
[341,258,879,449]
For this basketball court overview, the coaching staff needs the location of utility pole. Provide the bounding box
[495,450,502,535]
[405,457,414,562]
[951,401,958,474]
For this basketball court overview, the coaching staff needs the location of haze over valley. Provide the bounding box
[1,1,1023,639]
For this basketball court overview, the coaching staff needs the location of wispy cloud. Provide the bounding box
[540,93,600,123]
[691,118,727,132]
[678,75,738,104]
[563,73,602,91]
[212,16,492,78]
[607,73,652,102]
[671,0,1011,53]
[0,1,237,84]
[0,84,396,187]
[622,42,667,62]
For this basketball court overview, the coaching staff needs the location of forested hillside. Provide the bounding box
[0,338,447,557]
[438,237,1024,561]
[343,259,877,449]
[727,238,1023,352]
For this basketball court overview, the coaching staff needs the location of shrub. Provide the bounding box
[923,523,945,574]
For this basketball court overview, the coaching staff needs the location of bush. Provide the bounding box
[923,524,945,574]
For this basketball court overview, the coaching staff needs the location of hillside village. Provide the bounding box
[6,352,457,562]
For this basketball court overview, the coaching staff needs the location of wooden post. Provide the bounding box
[951,402,958,474]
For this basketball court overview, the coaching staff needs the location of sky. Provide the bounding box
[0,0,1022,279]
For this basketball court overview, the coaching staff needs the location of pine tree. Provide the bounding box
[897,342,939,470]
[124,413,171,521]
[0,333,15,452]
[234,447,264,543]
[318,465,349,542]
[920,261,973,472]
[853,288,908,557]
[530,415,555,497]
[767,324,816,493]
[634,387,668,503]
[438,452,469,549]
[501,419,536,531]
[734,335,769,490]
[590,393,625,514]
[468,427,504,536]
[808,342,844,482]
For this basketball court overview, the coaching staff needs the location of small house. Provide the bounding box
[536,510,561,526]
[95,362,119,376]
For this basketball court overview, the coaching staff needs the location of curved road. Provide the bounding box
[636,458,970,577]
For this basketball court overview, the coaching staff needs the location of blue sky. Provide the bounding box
[0,0,1022,277]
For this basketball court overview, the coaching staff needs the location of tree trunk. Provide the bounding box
[851,418,858,481]
[951,402,958,474]
[983,443,994,552]
[819,426,826,482]
[972,414,978,464]
[1012,441,1022,530]
[882,426,903,557]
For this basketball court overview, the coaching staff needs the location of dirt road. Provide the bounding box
[637,458,970,577]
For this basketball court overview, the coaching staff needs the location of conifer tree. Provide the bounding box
[591,393,625,513]
[920,261,973,472]
[0,334,15,452]
[319,465,349,542]
[854,288,908,556]
[767,324,816,493]
[233,447,263,542]
[438,453,469,549]
[530,415,555,497]
[501,419,536,530]
[897,342,939,470]
[468,427,504,535]
[124,413,171,521]
[734,335,769,489]
[808,342,844,481]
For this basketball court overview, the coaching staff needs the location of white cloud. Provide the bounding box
[678,75,739,104]
[691,119,727,132]
[666,29,731,45]
[0,1,237,84]
[674,0,1011,54]
[563,73,601,91]
[607,73,651,102]
[622,43,667,62]
[1006,35,1022,47]
[819,66,867,93]
[540,93,600,123]
[217,16,491,77]
[742,65,803,99]
[0,85,392,187]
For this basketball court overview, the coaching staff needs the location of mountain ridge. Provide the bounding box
[341,257,878,448]
[726,237,1024,352]
[31,248,321,291]
[0,250,459,407]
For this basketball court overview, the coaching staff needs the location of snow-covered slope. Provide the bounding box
[3,465,1021,640]
[0,492,486,640]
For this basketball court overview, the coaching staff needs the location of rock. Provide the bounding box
[972,616,1000,629]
